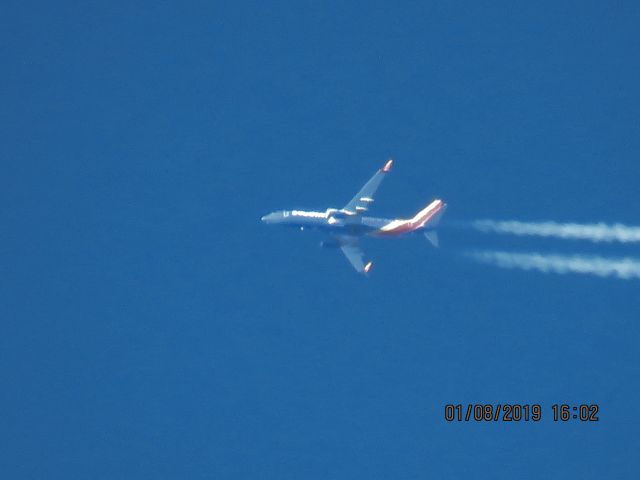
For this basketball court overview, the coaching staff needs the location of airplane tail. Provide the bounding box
[412,200,446,247]
[411,200,446,228]
[376,199,447,237]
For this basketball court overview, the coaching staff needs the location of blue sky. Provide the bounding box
[3,1,640,478]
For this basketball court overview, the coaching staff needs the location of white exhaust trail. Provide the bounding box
[472,220,640,243]
[466,250,640,280]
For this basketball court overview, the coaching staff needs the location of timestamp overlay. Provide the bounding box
[444,404,600,423]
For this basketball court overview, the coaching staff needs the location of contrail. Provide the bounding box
[466,250,640,280]
[471,220,640,243]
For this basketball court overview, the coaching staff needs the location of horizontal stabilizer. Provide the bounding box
[424,231,439,247]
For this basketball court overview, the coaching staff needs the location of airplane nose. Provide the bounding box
[261,212,280,223]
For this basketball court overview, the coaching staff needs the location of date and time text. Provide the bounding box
[444,404,599,422]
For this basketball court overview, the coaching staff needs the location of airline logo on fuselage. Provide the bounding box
[291,210,328,218]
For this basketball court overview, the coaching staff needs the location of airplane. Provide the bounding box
[261,160,446,274]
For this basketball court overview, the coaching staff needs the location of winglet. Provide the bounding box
[363,261,373,274]
[382,159,393,173]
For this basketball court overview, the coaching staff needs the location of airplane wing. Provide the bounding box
[342,159,393,215]
[339,241,373,274]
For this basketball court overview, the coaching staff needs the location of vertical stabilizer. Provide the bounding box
[411,200,446,228]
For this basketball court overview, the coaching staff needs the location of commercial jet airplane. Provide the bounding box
[261,160,446,274]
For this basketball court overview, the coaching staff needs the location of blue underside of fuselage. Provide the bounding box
[278,216,430,236]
